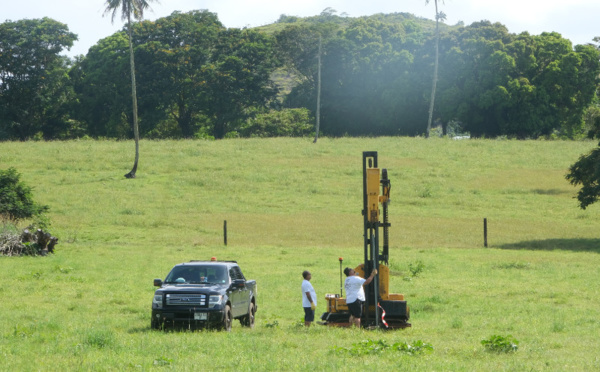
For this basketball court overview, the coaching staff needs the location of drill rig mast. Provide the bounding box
[321,151,410,329]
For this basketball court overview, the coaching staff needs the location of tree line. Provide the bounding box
[1,10,599,141]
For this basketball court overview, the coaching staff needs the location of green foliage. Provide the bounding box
[290,318,304,328]
[83,328,115,349]
[205,28,282,139]
[567,102,600,209]
[481,334,519,353]
[279,17,599,138]
[0,168,49,221]
[566,146,600,209]
[264,320,279,328]
[393,340,434,354]
[333,339,433,356]
[76,10,282,139]
[240,108,314,137]
[408,260,426,277]
[0,11,600,140]
[224,131,240,139]
[70,33,132,138]
[193,128,216,140]
[0,221,19,235]
[103,0,155,24]
[436,25,600,139]
[0,18,77,140]
[2,12,597,140]
[133,10,224,138]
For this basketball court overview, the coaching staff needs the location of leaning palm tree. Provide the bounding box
[425,0,446,138]
[103,0,155,178]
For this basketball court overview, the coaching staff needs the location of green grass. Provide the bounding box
[1,137,600,370]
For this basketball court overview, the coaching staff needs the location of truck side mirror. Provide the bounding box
[153,278,163,287]
[232,279,245,289]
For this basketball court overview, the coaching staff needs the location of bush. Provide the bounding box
[481,334,519,353]
[0,168,49,222]
[240,108,314,137]
[333,339,433,356]
[408,260,426,277]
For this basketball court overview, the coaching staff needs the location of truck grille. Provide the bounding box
[166,294,207,306]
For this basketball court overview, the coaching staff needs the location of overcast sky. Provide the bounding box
[3,0,599,57]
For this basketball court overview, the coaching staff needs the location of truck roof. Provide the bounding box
[178,260,237,265]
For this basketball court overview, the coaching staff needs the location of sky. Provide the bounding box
[3,0,599,57]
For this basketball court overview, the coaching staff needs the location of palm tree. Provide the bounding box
[103,0,155,178]
[425,0,446,138]
[313,34,322,144]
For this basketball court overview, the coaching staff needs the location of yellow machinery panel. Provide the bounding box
[323,268,405,314]
[354,263,402,301]
[325,294,348,313]
[366,168,380,223]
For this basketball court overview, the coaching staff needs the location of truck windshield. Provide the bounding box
[165,265,227,284]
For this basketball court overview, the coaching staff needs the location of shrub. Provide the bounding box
[0,168,49,222]
[240,108,313,137]
[481,334,519,353]
[264,320,279,328]
[333,339,433,356]
[84,328,115,349]
[408,260,426,277]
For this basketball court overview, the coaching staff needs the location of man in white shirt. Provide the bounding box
[301,270,317,327]
[344,267,378,328]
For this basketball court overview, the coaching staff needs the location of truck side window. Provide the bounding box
[229,267,239,281]
[233,267,245,281]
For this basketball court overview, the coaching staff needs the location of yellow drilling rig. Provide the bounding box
[320,151,410,329]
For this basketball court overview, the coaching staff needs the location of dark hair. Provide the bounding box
[302,270,310,279]
[343,267,352,276]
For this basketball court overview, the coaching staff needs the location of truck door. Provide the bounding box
[234,266,249,316]
[228,267,245,318]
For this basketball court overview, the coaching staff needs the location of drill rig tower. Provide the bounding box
[321,151,410,329]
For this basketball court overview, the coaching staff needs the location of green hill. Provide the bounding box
[255,10,449,36]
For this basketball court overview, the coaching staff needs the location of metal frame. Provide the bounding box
[362,151,380,327]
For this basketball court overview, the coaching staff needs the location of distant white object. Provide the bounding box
[452,135,470,140]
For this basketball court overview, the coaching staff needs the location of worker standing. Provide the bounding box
[343,267,378,328]
[301,270,317,327]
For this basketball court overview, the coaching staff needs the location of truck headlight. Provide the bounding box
[153,294,163,309]
[209,295,223,308]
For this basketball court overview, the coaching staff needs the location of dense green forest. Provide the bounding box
[0,9,599,140]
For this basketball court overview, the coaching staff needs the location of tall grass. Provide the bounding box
[1,137,599,370]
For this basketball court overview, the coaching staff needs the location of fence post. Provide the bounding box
[224,220,227,246]
[483,218,488,248]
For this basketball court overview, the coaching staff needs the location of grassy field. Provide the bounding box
[1,137,600,371]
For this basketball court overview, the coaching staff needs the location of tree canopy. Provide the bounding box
[566,112,600,209]
[0,11,599,140]
[0,18,77,140]
[74,10,281,139]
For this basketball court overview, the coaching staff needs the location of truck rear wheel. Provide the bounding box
[240,302,255,328]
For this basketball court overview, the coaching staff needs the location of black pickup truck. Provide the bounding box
[151,260,257,331]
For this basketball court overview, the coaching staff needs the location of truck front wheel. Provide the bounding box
[222,305,232,332]
[151,317,162,330]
